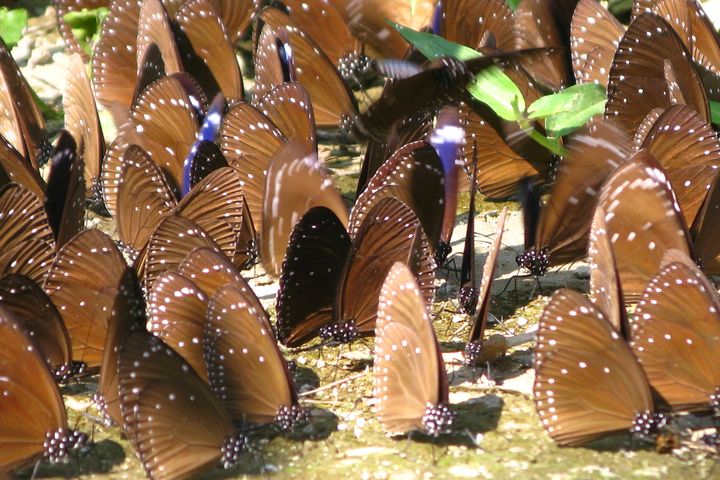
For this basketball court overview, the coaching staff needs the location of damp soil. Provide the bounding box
[11,1,720,478]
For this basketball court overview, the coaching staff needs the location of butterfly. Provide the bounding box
[277,196,436,347]
[0,36,51,168]
[631,249,720,415]
[570,0,624,87]
[0,307,87,474]
[118,329,247,479]
[373,262,455,436]
[534,288,666,446]
[588,150,692,303]
[605,13,709,136]
[0,273,77,381]
[43,229,127,370]
[518,120,632,276]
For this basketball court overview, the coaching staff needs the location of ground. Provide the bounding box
[9,0,720,478]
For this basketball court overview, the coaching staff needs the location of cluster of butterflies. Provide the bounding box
[0,0,719,477]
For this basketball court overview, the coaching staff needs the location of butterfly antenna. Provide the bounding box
[31,459,41,480]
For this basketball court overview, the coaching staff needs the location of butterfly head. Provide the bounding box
[458,286,478,316]
[319,320,358,344]
[631,410,667,438]
[338,52,375,83]
[422,403,456,436]
[275,404,309,433]
[516,247,549,276]
[43,428,88,463]
[220,433,248,469]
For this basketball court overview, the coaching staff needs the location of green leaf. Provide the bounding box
[505,0,521,10]
[0,7,28,49]
[390,21,525,121]
[527,83,606,137]
[710,100,720,127]
[63,7,108,55]
[608,0,633,17]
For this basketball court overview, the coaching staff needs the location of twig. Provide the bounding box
[299,371,367,397]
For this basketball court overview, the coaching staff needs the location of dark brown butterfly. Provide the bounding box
[0,307,87,474]
[261,140,348,278]
[0,134,46,199]
[0,273,75,381]
[276,206,351,347]
[264,0,365,79]
[254,9,359,128]
[604,13,709,136]
[513,0,577,90]
[205,282,305,430]
[118,329,246,479]
[140,214,224,292]
[588,150,692,303]
[350,140,445,258]
[438,0,516,51]
[44,131,86,248]
[0,183,55,285]
[43,229,127,370]
[345,0,436,60]
[587,210,627,336]
[53,0,109,61]
[277,196,436,347]
[147,271,209,380]
[332,197,436,343]
[631,249,720,414]
[63,53,106,208]
[692,172,720,274]
[220,81,316,238]
[633,105,720,228]
[0,36,51,168]
[356,111,433,196]
[373,262,455,436]
[463,207,508,365]
[95,267,147,427]
[518,120,633,276]
[631,0,720,77]
[570,0,624,86]
[534,289,665,446]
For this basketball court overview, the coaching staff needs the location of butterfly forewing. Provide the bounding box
[43,229,127,369]
[261,141,348,278]
[0,308,68,473]
[373,262,445,436]
[336,197,435,337]
[605,13,709,135]
[97,268,146,426]
[570,0,624,86]
[0,274,72,378]
[534,289,655,446]
[148,271,209,380]
[350,141,445,249]
[176,246,245,298]
[63,53,105,197]
[174,0,244,102]
[116,144,176,254]
[592,150,692,302]
[128,74,201,194]
[631,251,720,412]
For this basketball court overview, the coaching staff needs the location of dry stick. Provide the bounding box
[299,371,367,398]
